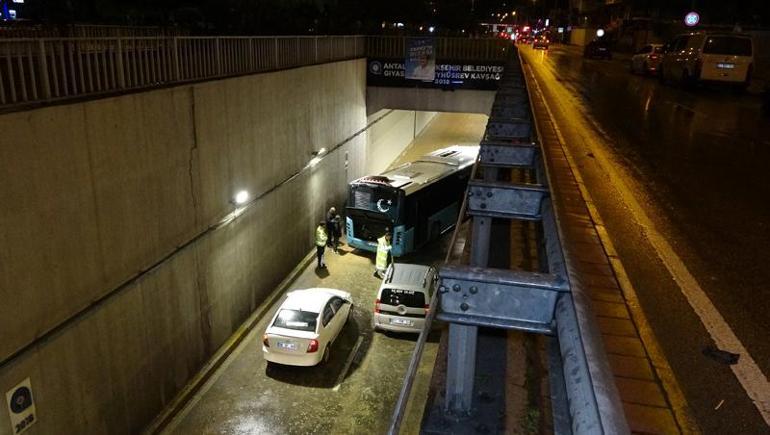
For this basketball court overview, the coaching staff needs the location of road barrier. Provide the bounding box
[0,35,364,109]
[388,48,630,435]
[0,35,511,110]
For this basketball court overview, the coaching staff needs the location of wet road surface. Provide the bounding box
[161,113,488,435]
[522,44,770,432]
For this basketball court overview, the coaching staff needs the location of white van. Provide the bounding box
[372,263,437,333]
[659,32,754,88]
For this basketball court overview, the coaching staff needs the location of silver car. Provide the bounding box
[372,263,437,333]
[630,44,663,75]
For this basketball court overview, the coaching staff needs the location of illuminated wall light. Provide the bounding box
[428,26,435,33]
[233,190,250,205]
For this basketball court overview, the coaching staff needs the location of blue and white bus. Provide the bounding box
[346,145,478,257]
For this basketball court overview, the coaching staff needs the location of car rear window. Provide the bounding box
[380,288,426,308]
[703,37,752,56]
[273,309,317,332]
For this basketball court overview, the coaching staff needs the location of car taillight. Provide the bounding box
[262,334,270,347]
[424,304,430,316]
[374,298,381,314]
[307,339,319,353]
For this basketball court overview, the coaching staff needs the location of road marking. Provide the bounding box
[333,334,364,391]
[525,55,770,426]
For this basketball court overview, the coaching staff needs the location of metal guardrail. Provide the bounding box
[0,35,364,108]
[0,35,509,110]
[388,49,630,434]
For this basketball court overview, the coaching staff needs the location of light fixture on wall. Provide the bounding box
[307,148,327,169]
[232,190,250,205]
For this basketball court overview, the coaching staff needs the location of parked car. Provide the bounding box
[659,32,754,89]
[262,288,353,366]
[533,35,550,50]
[584,39,612,59]
[630,44,663,74]
[372,263,437,334]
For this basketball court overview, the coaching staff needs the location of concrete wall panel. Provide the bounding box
[0,106,103,361]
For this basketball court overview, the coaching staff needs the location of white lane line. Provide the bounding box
[527,57,770,426]
[333,334,364,392]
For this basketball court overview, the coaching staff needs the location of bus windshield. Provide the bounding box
[349,183,401,222]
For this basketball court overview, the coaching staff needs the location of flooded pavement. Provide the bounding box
[522,45,770,432]
[161,113,488,435]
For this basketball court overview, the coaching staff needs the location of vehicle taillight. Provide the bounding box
[262,334,270,347]
[424,304,430,316]
[307,339,319,353]
[374,298,381,314]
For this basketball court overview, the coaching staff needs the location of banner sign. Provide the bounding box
[368,58,504,90]
[404,38,436,81]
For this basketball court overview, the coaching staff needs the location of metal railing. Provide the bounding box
[366,36,510,61]
[0,35,510,110]
[389,49,630,434]
[0,35,364,108]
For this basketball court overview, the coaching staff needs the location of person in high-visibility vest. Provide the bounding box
[375,230,392,278]
[315,221,328,269]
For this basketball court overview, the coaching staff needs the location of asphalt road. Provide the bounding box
[522,44,770,433]
[160,113,488,435]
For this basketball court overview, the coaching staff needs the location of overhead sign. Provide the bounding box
[368,59,504,90]
[684,11,700,27]
[404,38,436,82]
[5,378,36,434]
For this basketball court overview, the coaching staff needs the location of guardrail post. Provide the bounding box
[444,166,498,414]
[116,38,126,88]
[215,37,222,75]
[37,40,52,100]
[274,38,279,69]
[172,37,180,81]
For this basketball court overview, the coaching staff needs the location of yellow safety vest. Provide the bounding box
[376,236,391,271]
[315,226,328,247]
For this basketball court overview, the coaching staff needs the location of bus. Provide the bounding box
[345,145,478,257]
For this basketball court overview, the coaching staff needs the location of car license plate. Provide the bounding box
[277,341,297,351]
[717,63,735,69]
[391,318,413,326]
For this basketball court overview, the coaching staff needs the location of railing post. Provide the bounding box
[274,38,279,69]
[314,37,318,63]
[116,38,126,88]
[215,37,222,75]
[37,40,51,100]
[172,37,180,80]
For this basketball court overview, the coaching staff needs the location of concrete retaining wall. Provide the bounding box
[366,87,494,117]
[0,59,432,434]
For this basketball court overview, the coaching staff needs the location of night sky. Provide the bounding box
[16,1,770,33]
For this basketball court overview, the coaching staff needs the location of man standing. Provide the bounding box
[375,230,392,278]
[315,221,328,269]
[326,207,337,247]
[331,213,343,253]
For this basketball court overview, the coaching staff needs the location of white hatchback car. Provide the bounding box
[262,288,353,366]
[372,263,437,334]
